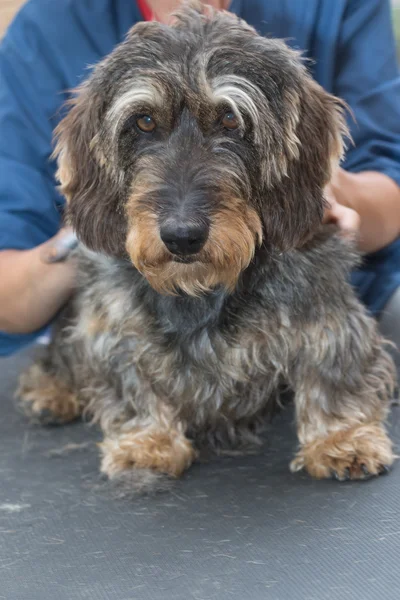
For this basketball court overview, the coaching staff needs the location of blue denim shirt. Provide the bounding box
[1,0,400,355]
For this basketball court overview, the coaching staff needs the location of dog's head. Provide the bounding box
[55,1,346,295]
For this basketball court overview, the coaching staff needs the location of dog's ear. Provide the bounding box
[261,71,347,251]
[54,83,127,256]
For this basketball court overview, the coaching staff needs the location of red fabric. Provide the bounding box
[137,0,154,21]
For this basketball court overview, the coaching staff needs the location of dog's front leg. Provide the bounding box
[289,308,396,480]
[99,396,196,492]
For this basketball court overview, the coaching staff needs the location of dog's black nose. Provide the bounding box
[160,221,208,256]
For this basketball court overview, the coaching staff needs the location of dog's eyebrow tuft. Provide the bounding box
[208,74,271,141]
[106,81,164,135]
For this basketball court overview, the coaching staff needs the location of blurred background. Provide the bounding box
[395,0,400,54]
[1,0,400,51]
[0,0,24,36]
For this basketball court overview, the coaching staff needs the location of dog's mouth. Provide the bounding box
[172,255,197,264]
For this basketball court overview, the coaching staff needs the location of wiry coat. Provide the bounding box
[50,229,392,439]
[18,3,396,493]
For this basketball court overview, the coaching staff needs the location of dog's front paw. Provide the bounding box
[99,428,196,482]
[290,423,395,481]
[16,364,81,426]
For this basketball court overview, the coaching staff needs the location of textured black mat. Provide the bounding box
[1,347,400,600]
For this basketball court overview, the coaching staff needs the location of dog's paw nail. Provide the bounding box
[38,408,53,419]
[332,468,350,482]
[379,465,391,476]
[360,464,376,480]
[289,458,304,473]
[361,464,370,476]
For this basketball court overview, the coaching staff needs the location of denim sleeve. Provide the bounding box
[334,0,400,186]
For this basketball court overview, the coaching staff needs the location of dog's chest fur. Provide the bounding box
[67,229,357,425]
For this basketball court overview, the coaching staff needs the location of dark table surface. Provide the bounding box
[1,347,400,600]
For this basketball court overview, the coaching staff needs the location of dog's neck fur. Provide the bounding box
[77,244,270,337]
[77,226,358,342]
[121,258,259,338]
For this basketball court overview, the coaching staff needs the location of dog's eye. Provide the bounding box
[222,111,239,130]
[136,115,156,133]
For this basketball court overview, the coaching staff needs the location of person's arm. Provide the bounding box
[326,0,400,253]
[0,232,76,334]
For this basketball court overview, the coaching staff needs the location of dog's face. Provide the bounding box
[56,3,346,295]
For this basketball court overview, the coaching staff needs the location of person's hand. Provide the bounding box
[0,227,77,334]
[40,226,78,264]
[323,168,360,239]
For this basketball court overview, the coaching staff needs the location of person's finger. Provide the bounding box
[324,201,360,241]
[41,228,78,264]
[335,204,360,234]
